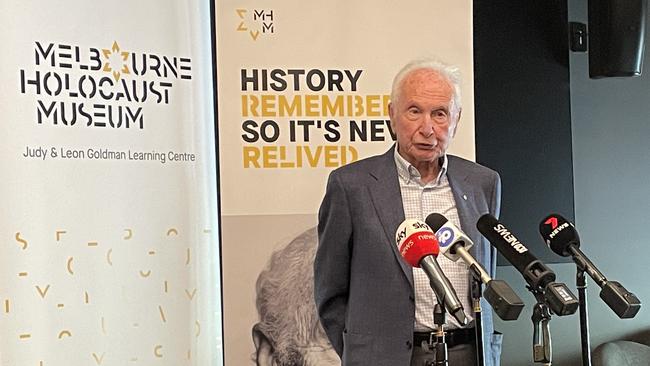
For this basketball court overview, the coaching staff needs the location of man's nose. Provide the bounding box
[419,115,435,137]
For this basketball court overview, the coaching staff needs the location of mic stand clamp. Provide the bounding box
[428,303,449,366]
[528,286,552,364]
[470,268,486,366]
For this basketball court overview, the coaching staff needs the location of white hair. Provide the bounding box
[390,58,462,117]
[255,227,328,365]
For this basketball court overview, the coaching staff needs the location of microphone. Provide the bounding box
[540,213,641,319]
[425,213,524,321]
[395,219,469,326]
[477,214,579,316]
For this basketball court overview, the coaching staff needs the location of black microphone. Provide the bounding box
[396,218,469,326]
[426,213,524,321]
[540,213,641,319]
[477,214,579,316]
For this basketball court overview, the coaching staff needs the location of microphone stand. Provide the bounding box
[577,269,592,366]
[470,271,486,366]
[432,302,449,366]
[528,286,552,365]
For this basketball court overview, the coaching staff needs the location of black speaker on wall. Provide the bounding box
[589,0,647,78]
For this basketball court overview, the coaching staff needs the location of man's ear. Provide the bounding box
[451,108,462,138]
[388,102,396,131]
[252,323,275,366]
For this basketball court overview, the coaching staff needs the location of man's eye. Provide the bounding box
[433,110,448,119]
[408,108,419,114]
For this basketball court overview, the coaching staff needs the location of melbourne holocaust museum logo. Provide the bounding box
[18,41,193,129]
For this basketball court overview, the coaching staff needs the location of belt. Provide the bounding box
[413,328,476,348]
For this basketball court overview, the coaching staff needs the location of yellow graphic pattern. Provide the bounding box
[56,230,66,241]
[67,257,75,274]
[15,232,27,250]
[1,226,210,365]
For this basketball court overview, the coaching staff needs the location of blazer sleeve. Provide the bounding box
[488,171,502,278]
[314,171,352,356]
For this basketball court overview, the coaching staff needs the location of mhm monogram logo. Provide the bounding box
[236,8,275,41]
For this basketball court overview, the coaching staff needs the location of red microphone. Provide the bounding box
[396,219,439,267]
[395,219,468,326]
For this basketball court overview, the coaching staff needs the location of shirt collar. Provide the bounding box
[393,145,448,186]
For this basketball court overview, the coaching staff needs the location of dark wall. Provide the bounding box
[480,0,650,364]
[474,0,575,265]
[567,0,650,354]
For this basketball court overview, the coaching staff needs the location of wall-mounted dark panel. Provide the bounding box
[589,0,647,78]
[474,0,574,264]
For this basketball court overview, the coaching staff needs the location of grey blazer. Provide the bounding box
[314,146,503,365]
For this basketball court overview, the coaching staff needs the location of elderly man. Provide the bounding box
[253,227,340,366]
[314,59,502,366]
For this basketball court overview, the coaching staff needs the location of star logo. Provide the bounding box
[102,41,130,81]
[236,9,259,41]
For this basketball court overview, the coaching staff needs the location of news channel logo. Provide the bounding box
[435,227,455,248]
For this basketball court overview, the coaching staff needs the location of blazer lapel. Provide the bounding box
[447,161,482,261]
[366,148,413,288]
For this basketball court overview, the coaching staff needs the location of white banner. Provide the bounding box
[0,1,222,365]
[216,0,474,364]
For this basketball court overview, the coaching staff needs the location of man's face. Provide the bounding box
[389,69,459,167]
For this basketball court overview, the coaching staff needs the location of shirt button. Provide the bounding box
[406,340,413,349]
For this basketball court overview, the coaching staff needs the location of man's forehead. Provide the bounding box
[402,68,452,90]
[398,69,453,106]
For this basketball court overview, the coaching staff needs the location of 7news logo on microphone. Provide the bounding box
[435,227,455,248]
[544,216,571,242]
